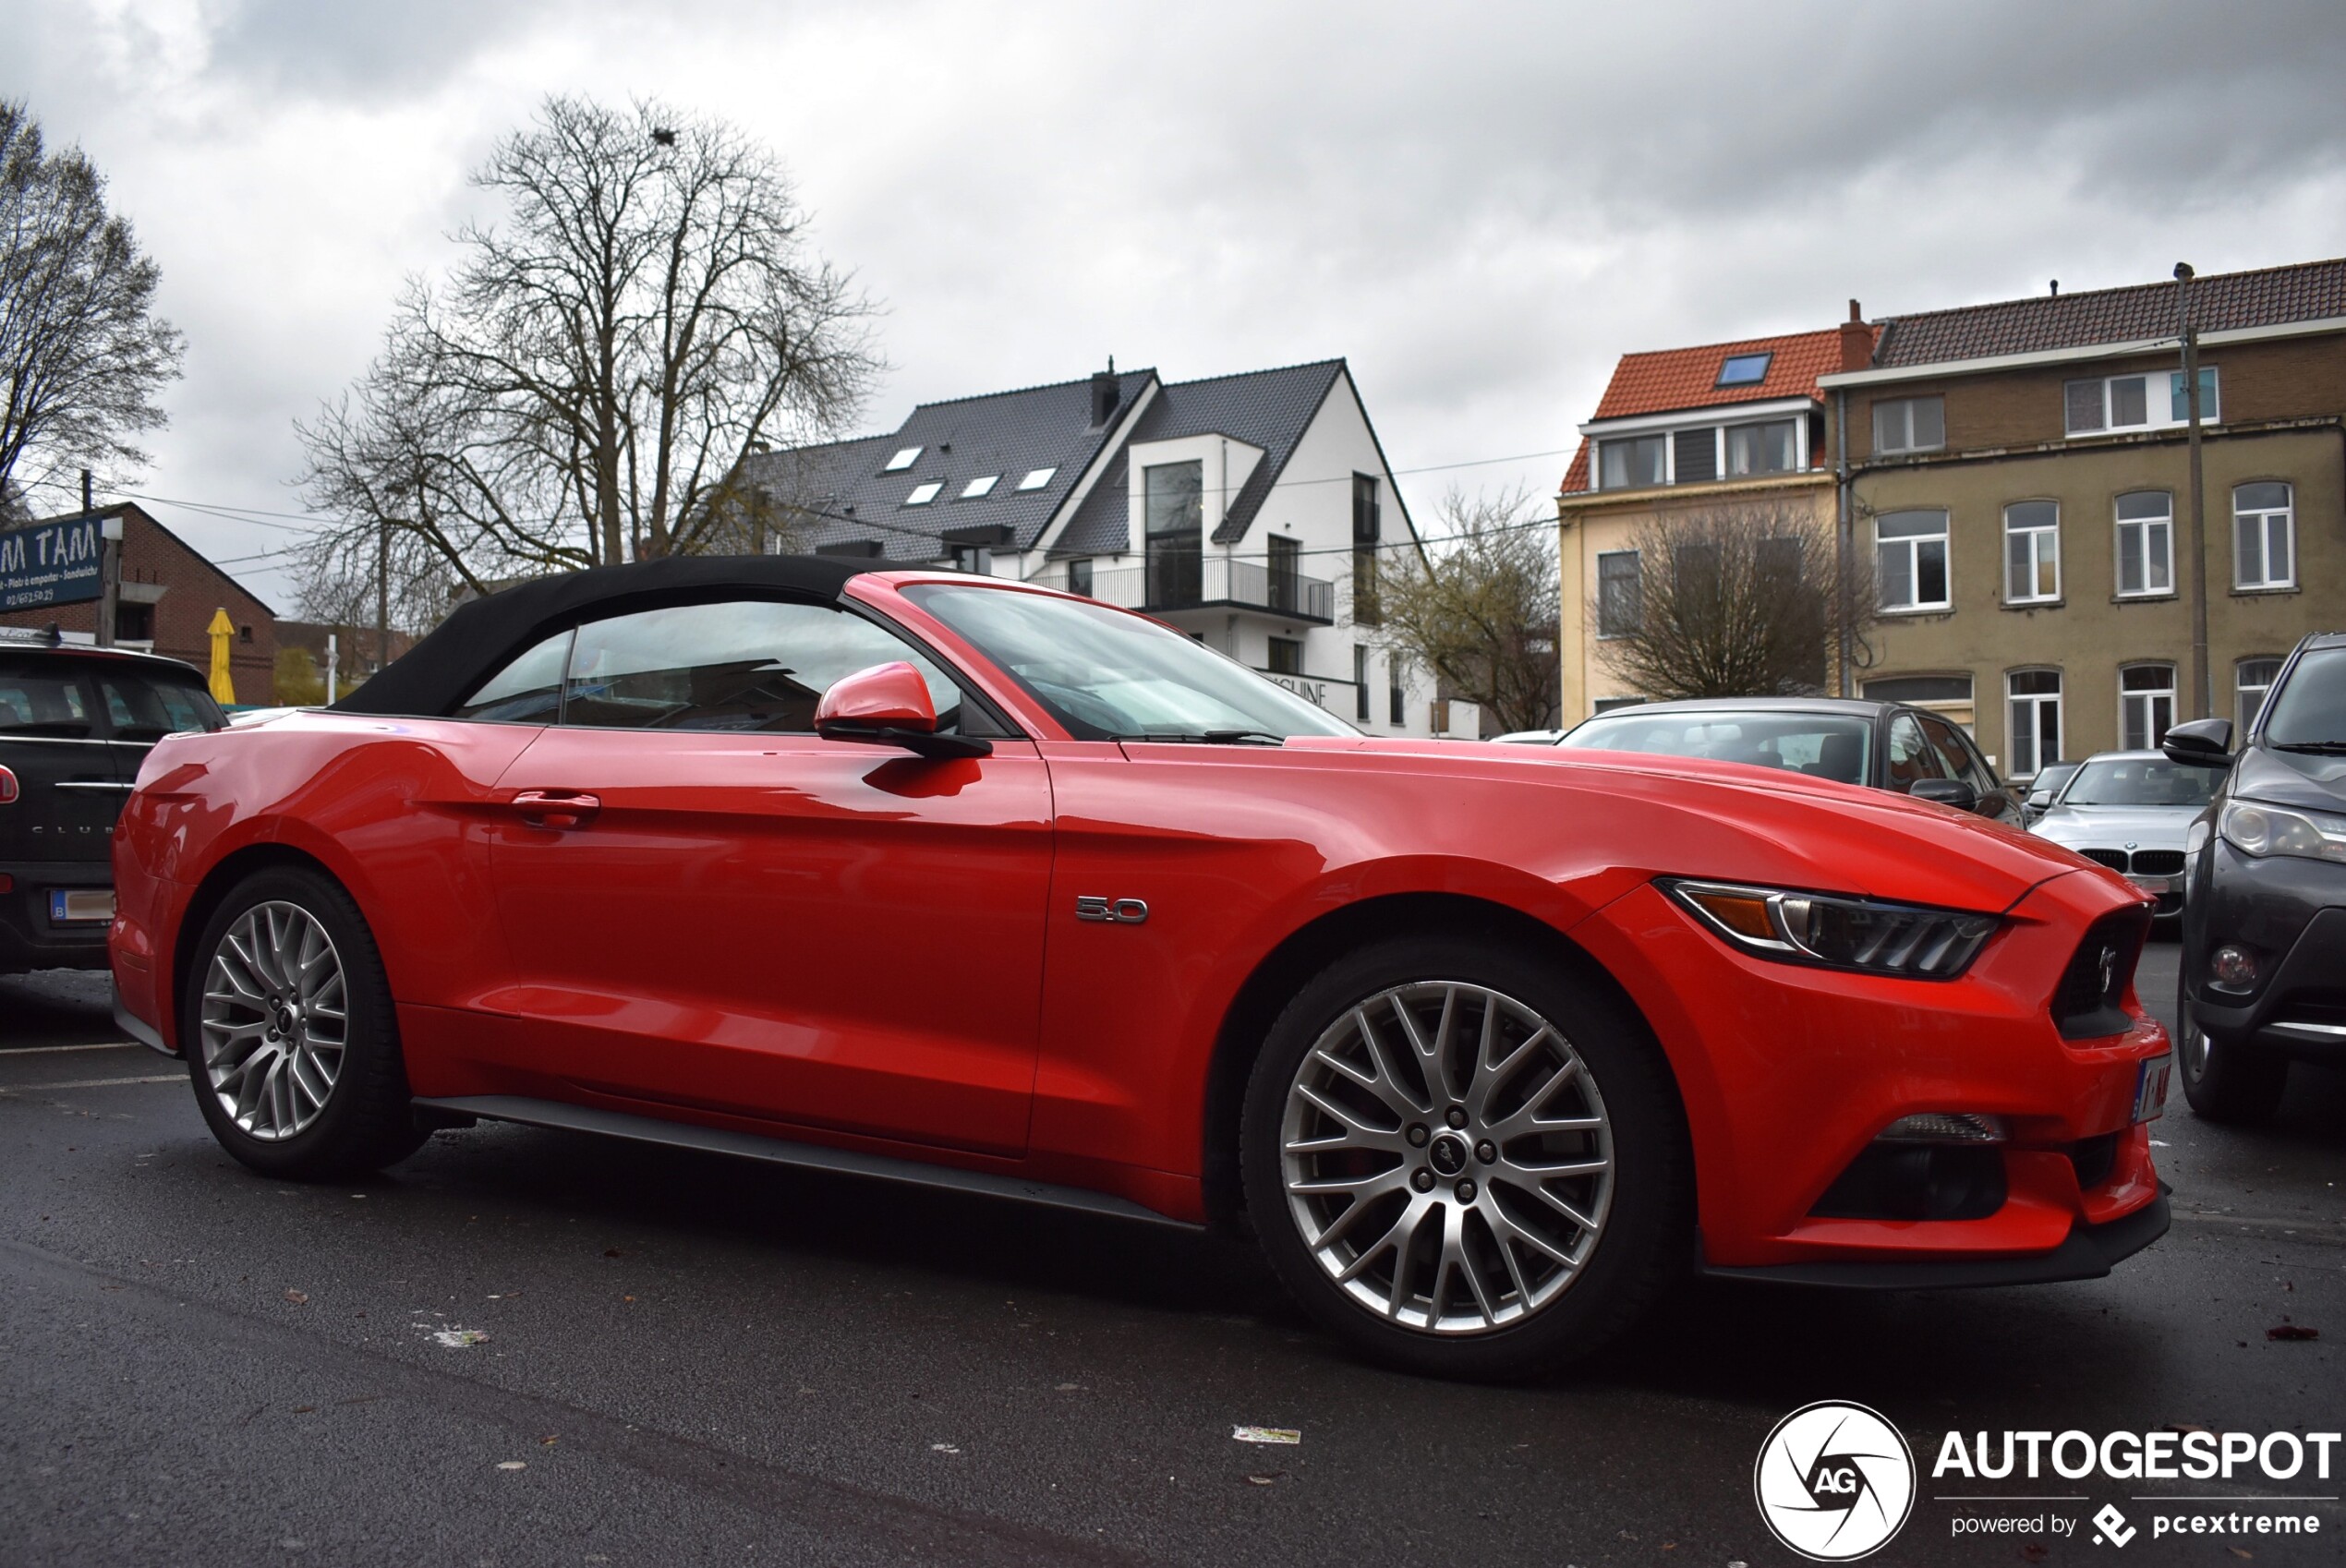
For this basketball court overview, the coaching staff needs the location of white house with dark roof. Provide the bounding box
[737,360,1473,739]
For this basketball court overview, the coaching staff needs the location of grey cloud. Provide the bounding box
[200,0,556,102]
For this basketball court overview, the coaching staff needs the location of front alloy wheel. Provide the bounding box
[1279,982,1613,1333]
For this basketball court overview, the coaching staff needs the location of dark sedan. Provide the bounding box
[2166,630,2346,1123]
[1553,697,2027,825]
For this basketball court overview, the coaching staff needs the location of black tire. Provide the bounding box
[2176,968,2288,1125]
[1240,933,1687,1381]
[182,865,428,1179]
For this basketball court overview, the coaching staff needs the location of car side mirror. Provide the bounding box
[2162,717,2233,768]
[815,661,991,760]
[1908,777,1978,812]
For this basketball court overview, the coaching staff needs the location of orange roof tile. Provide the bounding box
[1559,440,1589,494]
[1589,326,1872,422]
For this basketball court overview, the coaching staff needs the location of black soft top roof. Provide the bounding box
[333,554,868,718]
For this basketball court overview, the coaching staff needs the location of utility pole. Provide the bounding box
[2176,263,2210,720]
[89,469,121,650]
[379,479,403,677]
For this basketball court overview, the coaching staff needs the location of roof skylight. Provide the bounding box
[1717,353,1772,387]
[1017,467,1056,490]
[960,475,999,499]
[903,481,942,506]
[883,446,923,473]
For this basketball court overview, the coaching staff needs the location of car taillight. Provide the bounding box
[2051,906,2151,1040]
[0,764,17,804]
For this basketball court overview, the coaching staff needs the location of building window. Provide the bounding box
[1596,549,1642,637]
[1875,510,1950,611]
[2233,481,2295,589]
[2007,669,2063,778]
[2237,657,2281,732]
[950,545,992,574]
[2120,664,2176,752]
[1017,467,1056,490]
[1717,352,1772,386]
[959,475,999,499]
[1354,645,1371,722]
[2064,368,2218,435]
[883,447,922,473]
[1267,636,1303,676]
[1871,396,1945,453]
[1597,434,1665,489]
[1725,419,1796,476]
[1144,461,1203,605]
[2002,501,2060,604]
[1389,658,1404,727]
[1351,473,1381,626]
[2114,491,2173,597]
[114,601,154,643]
[1862,674,1974,714]
[1066,558,1093,597]
[240,624,254,644]
[1268,535,1300,615]
[1672,428,1717,484]
[1592,696,1644,714]
[903,480,942,506]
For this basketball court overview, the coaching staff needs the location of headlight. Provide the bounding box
[1662,878,1999,979]
[2219,799,2346,863]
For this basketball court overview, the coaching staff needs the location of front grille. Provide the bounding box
[2131,850,2185,876]
[2052,906,2151,1040]
[2079,848,2130,871]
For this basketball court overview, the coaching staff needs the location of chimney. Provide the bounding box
[1838,299,1872,371]
[1090,362,1119,428]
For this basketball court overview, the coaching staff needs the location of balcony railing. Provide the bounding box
[1082,554,1335,623]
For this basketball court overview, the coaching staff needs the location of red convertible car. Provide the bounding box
[110,557,2171,1380]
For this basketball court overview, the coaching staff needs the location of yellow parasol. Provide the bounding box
[206,608,237,706]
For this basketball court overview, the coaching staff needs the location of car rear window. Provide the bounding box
[0,664,95,737]
[1558,710,1873,785]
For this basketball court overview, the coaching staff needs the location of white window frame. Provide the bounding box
[2237,657,2282,734]
[1875,510,1951,613]
[2005,669,2064,780]
[2119,663,2176,752]
[2064,368,2220,436]
[1872,395,1945,454]
[2113,491,2174,598]
[2002,501,2060,604]
[2232,482,2296,590]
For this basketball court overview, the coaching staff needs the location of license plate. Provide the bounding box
[2126,874,2171,894]
[50,888,115,924]
[2133,1053,2171,1123]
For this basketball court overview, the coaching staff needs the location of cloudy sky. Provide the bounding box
[6,0,2345,609]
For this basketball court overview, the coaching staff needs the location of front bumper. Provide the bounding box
[2184,840,2346,1062]
[1577,869,2169,1276]
[1702,1188,2171,1288]
[0,859,115,974]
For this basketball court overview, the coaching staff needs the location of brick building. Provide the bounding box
[0,502,278,704]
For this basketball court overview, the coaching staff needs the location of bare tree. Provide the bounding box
[1596,501,1869,701]
[0,100,185,511]
[1373,485,1561,735]
[295,93,879,611]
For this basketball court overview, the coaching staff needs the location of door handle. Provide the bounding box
[509,790,601,829]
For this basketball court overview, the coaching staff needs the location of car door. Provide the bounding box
[479,595,1051,1156]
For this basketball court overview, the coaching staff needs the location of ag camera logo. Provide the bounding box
[1754,1401,1917,1561]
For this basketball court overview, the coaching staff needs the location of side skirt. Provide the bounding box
[412,1093,1201,1231]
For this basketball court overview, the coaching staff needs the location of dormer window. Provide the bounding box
[960,475,999,499]
[903,481,942,506]
[1017,467,1056,490]
[883,447,922,473]
[1717,353,1772,387]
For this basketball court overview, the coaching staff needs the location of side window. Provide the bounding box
[453,630,574,723]
[0,664,93,736]
[1886,714,1945,789]
[98,675,225,738]
[1922,716,1996,794]
[559,599,964,733]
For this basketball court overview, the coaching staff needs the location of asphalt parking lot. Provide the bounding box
[3,943,2340,1566]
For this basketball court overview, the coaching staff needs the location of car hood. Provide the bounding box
[2231,743,2346,814]
[1284,736,2086,913]
[2030,803,2197,849]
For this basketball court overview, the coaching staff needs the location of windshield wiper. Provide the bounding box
[1114,730,1287,746]
[2272,741,2346,754]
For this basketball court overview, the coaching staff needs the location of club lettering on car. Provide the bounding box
[108,555,2172,1381]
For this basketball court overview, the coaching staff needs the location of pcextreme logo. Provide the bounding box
[1754,1401,1917,1562]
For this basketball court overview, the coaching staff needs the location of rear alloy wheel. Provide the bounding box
[1241,935,1684,1380]
[185,866,428,1178]
[2176,970,2287,1125]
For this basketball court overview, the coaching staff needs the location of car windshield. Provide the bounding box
[2261,647,2346,747]
[2060,757,2224,807]
[901,584,1357,742]
[1557,710,1872,785]
[2027,763,2079,799]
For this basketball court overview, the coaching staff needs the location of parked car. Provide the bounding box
[2023,760,2082,823]
[2166,631,2346,1123]
[1,634,224,975]
[1553,697,2028,825]
[1489,728,1566,745]
[2028,751,2225,920]
[112,558,2169,1381]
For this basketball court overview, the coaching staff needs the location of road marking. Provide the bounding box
[0,1074,182,1093]
[0,1042,141,1055]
